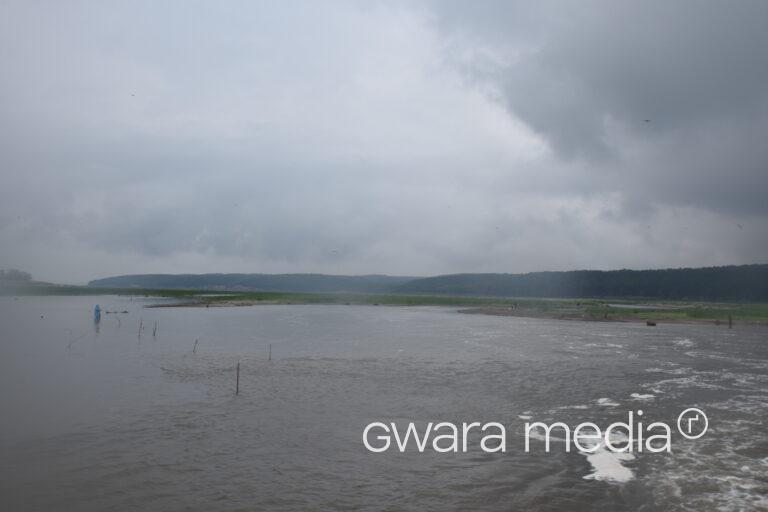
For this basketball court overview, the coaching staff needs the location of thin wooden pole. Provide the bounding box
[193,339,198,353]
[269,344,272,361]
[235,362,240,395]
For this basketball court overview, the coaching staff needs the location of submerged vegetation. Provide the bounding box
[3,281,767,325]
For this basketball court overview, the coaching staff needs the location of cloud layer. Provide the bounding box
[1,1,766,282]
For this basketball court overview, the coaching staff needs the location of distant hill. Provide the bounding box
[88,264,768,301]
[394,264,768,301]
[87,273,418,294]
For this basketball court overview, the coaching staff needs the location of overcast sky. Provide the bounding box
[1,0,766,283]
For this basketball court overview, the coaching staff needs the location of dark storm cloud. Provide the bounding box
[433,0,768,215]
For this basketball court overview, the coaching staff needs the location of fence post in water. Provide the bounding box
[269,344,272,361]
[138,319,143,340]
[193,339,198,353]
[235,362,240,395]
[728,315,733,328]
[153,321,158,338]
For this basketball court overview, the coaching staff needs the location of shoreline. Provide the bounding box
[143,298,768,326]
[455,307,755,326]
[5,284,766,326]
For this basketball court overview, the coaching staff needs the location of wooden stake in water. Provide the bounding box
[728,315,733,328]
[235,362,240,395]
[153,321,158,337]
[193,339,198,353]
[138,319,143,340]
[269,343,272,361]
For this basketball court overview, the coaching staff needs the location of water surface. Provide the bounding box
[0,296,766,511]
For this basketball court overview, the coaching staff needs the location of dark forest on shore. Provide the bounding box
[86,264,768,301]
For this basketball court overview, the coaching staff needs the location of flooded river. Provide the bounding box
[0,296,766,511]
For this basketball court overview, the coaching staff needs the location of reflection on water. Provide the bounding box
[0,296,766,511]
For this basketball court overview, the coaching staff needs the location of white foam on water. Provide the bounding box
[518,414,532,420]
[583,342,624,349]
[596,397,620,407]
[583,450,635,483]
[579,430,635,483]
[646,376,726,392]
[644,391,768,511]
[645,366,690,375]
[649,450,768,511]
[672,337,695,348]
[630,393,654,400]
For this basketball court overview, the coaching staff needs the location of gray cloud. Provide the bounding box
[434,0,768,214]
[0,0,766,283]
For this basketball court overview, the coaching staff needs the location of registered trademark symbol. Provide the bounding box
[677,408,708,439]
